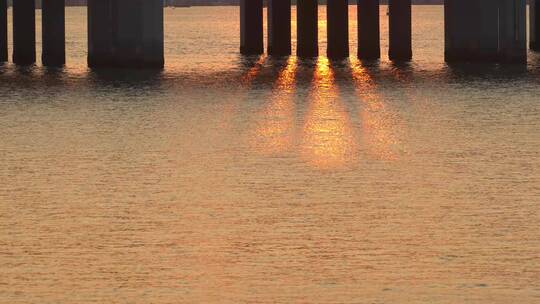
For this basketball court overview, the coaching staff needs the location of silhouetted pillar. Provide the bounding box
[0,0,7,62]
[327,0,349,59]
[140,0,165,67]
[443,0,453,60]
[445,0,498,61]
[240,0,263,55]
[42,0,66,66]
[268,0,291,56]
[13,0,36,65]
[88,0,164,68]
[297,0,318,57]
[88,0,113,66]
[499,0,526,63]
[445,0,524,63]
[388,0,412,61]
[115,0,144,65]
[357,0,380,60]
[531,0,540,51]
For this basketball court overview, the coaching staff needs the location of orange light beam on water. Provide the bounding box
[301,57,357,170]
[251,57,298,155]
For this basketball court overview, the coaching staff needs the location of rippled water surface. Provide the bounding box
[1,6,539,304]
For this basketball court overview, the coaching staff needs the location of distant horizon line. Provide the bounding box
[5,0,448,8]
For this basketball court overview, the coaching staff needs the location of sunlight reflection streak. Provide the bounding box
[251,57,298,155]
[301,57,357,170]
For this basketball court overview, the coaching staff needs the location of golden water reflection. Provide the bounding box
[250,56,404,169]
[301,58,357,170]
[251,57,297,155]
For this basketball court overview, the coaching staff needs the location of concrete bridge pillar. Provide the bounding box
[388,0,412,61]
[13,0,36,65]
[88,0,113,67]
[88,0,164,68]
[268,0,291,56]
[445,0,498,61]
[498,0,526,63]
[357,0,380,60]
[445,0,526,63]
[327,0,349,59]
[529,0,540,51]
[531,0,540,51]
[297,0,318,57]
[0,0,7,62]
[42,0,66,66]
[240,0,263,55]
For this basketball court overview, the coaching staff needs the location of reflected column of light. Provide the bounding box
[300,57,357,170]
[350,59,404,161]
[250,57,298,155]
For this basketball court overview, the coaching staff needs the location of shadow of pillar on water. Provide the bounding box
[88,67,165,89]
[443,62,529,83]
[237,54,267,86]
[348,58,408,162]
[39,66,70,86]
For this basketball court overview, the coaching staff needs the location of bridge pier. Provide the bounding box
[445,0,498,61]
[389,0,412,61]
[268,0,291,56]
[13,0,36,65]
[327,0,349,59]
[357,0,380,60]
[445,0,526,63]
[88,0,164,68]
[240,0,263,55]
[0,0,6,62]
[498,0,526,63]
[297,0,318,57]
[88,0,113,67]
[42,0,66,66]
[530,0,540,51]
